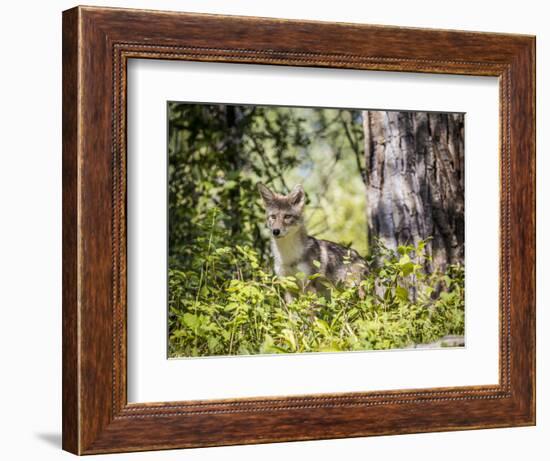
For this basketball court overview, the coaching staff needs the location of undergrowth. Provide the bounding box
[168,209,464,357]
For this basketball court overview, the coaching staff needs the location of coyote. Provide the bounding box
[258,183,368,297]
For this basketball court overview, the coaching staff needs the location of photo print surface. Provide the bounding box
[167,103,465,358]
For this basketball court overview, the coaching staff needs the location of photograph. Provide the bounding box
[167,102,466,358]
[52,4,536,455]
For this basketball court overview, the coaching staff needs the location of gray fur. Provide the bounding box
[258,183,367,295]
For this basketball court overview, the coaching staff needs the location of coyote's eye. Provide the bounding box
[284,214,294,220]
[269,214,276,220]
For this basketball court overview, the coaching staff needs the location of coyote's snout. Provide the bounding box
[258,183,367,297]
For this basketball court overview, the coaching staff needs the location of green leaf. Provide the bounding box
[315,319,331,335]
[395,286,409,302]
[182,313,200,329]
[400,262,415,276]
[398,254,410,265]
[207,336,220,351]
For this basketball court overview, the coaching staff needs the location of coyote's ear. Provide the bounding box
[289,184,305,208]
[257,183,275,204]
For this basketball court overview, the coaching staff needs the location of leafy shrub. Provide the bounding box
[168,209,464,357]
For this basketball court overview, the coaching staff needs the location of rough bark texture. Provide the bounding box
[363,111,464,273]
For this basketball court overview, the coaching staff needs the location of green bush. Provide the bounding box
[168,208,464,357]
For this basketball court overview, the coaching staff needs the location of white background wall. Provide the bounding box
[0,0,546,459]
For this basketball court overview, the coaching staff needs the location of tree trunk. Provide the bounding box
[363,111,464,273]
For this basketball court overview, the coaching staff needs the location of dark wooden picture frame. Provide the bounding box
[62,5,536,455]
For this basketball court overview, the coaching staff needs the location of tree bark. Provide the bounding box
[363,110,464,273]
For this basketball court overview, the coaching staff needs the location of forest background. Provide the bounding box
[168,103,465,357]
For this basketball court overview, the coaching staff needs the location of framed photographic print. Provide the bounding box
[62,5,535,455]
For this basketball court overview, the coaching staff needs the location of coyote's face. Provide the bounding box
[257,183,305,239]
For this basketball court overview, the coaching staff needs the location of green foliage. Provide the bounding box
[168,103,310,265]
[168,211,465,357]
[167,103,465,358]
[168,103,369,266]
[284,108,369,255]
